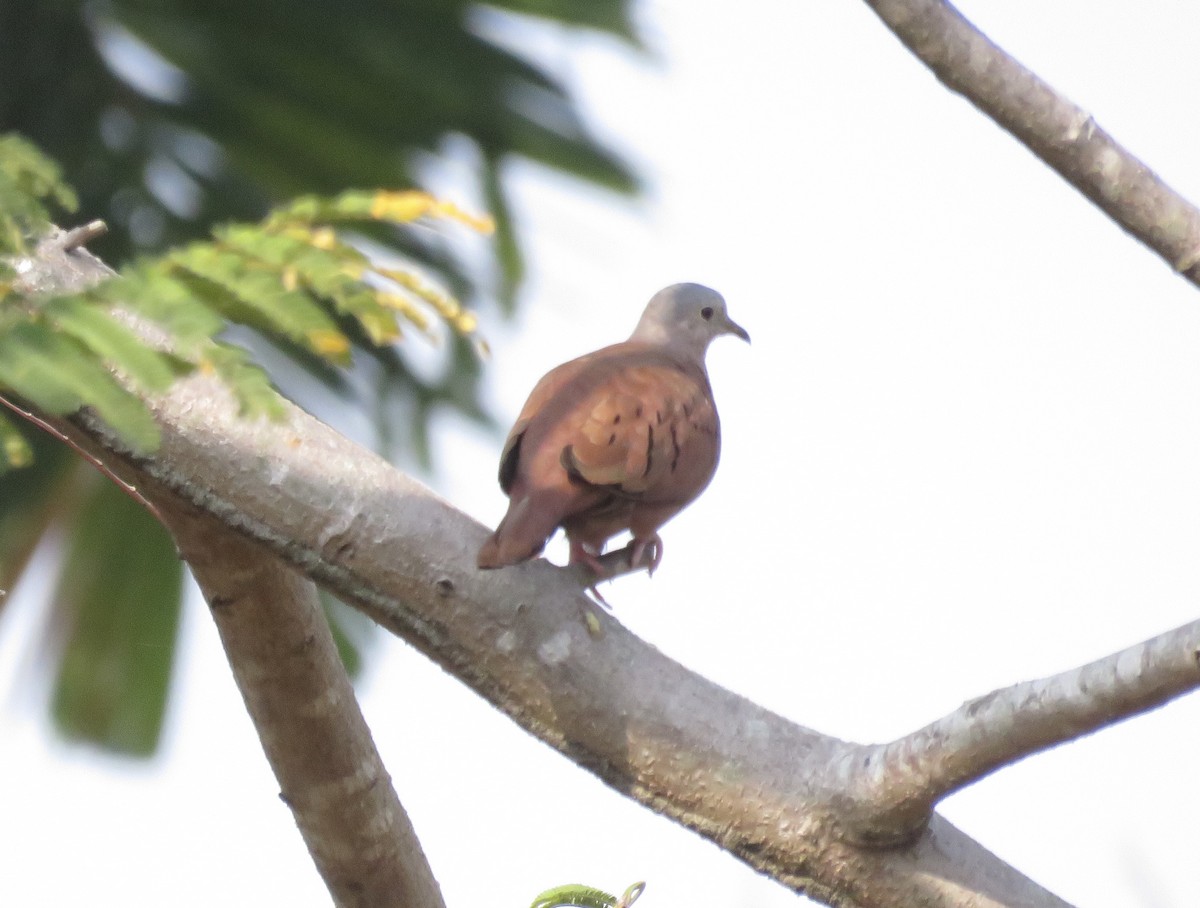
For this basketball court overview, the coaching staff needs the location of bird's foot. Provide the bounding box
[568,541,614,606]
[586,583,612,608]
[628,533,663,577]
[569,539,610,576]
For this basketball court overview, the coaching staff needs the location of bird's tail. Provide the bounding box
[477,496,560,569]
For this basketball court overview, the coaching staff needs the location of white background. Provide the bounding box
[4,2,1200,906]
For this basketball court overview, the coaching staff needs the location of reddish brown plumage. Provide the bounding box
[477,283,748,576]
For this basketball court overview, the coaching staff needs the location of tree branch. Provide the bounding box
[829,619,1200,844]
[154,495,446,908]
[13,237,1086,907]
[49,380,1082,908]
[862,0,1200,283]
[11,236,443,908]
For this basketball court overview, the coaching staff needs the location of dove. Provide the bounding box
[477,283,749,579]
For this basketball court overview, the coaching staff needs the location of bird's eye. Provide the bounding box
[700,306,714,320]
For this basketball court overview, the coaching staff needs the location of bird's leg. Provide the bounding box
[568,538,615,606]
[569,538,610,577]
[628,533,663,576]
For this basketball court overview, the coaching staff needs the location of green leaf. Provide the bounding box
[531,883,646,908]
[0,322,161,453]
[320,591,380,680]
[203,344,287,420]
[0,134,78,254]
[0,134,78,213]
[103,263,227,356]
[0,426,74,595]
[217,225,403,346]
[483,0,641,42]
[171,242,351,363]
[0,411,33,472]
[44,296,179,393]
[482,154,524,314]
[51,477,184,756]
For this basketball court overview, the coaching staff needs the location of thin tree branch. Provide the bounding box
[152,494,446,908]
[862,0,1200,283]
[829,619,1200,844]
[56,219,108,252]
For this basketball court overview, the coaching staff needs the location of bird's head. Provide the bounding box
[630,283,750,356]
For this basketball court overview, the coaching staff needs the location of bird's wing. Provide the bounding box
[498,353,604,493]
[558,360,719,502]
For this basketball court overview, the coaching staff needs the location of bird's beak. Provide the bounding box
[724,315,750,344]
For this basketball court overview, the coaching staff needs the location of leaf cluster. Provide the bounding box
[1,170,491,471]
[0,0,644,761]
[0,139,491,754]
[0,134,78,256]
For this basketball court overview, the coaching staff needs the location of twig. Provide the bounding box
[830,619,1200,844]
[862,0,1200,284]
[56,220,108,252]
[0,391,162,522]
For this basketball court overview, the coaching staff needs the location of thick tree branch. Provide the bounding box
[47,375,1081,908]
[14,238,1089,907]
[155,496,446,908]
[862,0,1200,283]
[830,619,1200,844]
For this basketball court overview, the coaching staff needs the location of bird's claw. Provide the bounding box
[567,536,660,604]
[569,541,615,605]
[628,534,663,577]
[586,583,612,608]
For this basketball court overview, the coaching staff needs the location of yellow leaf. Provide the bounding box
[368,191,494,233]
[2,431,32,469]
[432,200,495,234]
[310,227,337,250]
[453,311,478,334]
[307,329,350,357]
[370,191,436,223]
[376,292,432,334]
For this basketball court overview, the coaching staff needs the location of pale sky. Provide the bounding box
[4,2,1200,906]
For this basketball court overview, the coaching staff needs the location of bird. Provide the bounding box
[477,282,749,580]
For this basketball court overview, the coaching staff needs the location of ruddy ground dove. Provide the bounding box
[477,283,749,578]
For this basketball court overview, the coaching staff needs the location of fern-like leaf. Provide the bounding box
[0,134,77,255]
[0,322,160,453]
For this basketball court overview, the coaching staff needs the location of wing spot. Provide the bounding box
[655,410,664,425]
[612,414,621,424]
[608,433,617,445]
[644,425,655,477]
[670,424,681,473]
[635,405,643,418]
